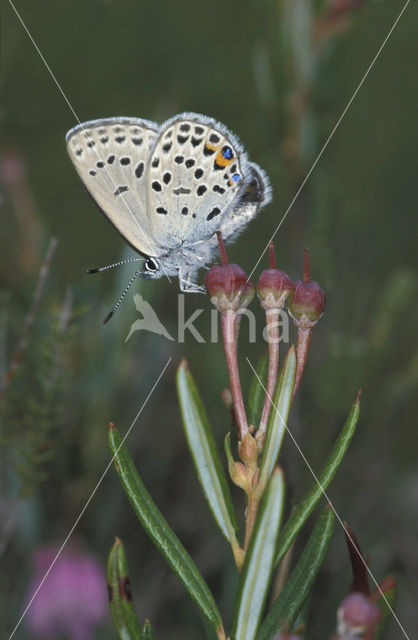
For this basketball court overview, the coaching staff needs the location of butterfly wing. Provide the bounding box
[144,113,252,249]
[66,117,161,256]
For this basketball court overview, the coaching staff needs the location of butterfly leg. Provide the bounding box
[178,267,206,294]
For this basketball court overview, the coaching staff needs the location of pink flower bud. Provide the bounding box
[205,263,255,312]
[288,249,326,328]
[337,592,381,639]
[257,243,294,310]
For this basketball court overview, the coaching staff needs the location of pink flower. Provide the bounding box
[25,544,108,640]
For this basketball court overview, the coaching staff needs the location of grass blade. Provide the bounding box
[258,348,296,490]
[109,424,223,630]
[176,360,239,544]
[275,392,360,567]
[257,505,335,640]
[231,468,285,640]
[107,537,143,640]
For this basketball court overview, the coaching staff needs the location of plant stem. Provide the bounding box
[222,311,248,440]
[258,309,280,442]
[243,490,260,552]
[293,326,311,399]
[216,625,228,640]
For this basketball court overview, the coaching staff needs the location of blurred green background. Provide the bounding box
[1,0,417,638]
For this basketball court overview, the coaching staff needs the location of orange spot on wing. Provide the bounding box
[215,150,233,168]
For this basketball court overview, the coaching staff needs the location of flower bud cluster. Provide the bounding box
[205,238,325,326]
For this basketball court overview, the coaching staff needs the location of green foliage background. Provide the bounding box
[1,1,417,638]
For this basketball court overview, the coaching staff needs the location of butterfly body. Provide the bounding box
[66,112,271,292]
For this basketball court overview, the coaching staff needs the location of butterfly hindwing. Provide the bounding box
[145,113,250,249]
[66,117,161,256]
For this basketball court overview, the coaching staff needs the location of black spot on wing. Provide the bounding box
[162,142,172,153]
[181,206,188,215]
[194,168,203,179]
[213,185,225,194]
[131,137,143,146]
[185,158,195,168]
[163,172,171,184]
[120,157,131,166]
[107,155,115,164]
[207,207,221,221]
[152,158,160,168]
[173,187,191,195]
[114,185,128,196]
[197,185,207,196]
[180,123,190,132]
[175,155,184,164]
[177,135,189,144]
[191,137,202,147]
[156,207,167,215]
[115,136,126,144]
[152,181,162,192]
[135,162,144,178]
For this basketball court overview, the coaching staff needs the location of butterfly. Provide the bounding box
[66,112,271,321]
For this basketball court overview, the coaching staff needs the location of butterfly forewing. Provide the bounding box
[145,114,249,249]
[66,117,161,256]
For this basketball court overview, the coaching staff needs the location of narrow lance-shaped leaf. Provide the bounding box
[257,505,335,640]
[231,468,285,640]
[107,537,143,640]
[176,361,239,545]
[109,424,223,631]
[258,347,296,491]
[248,351,269,428]
[275,392,360,567]
[142,619,157,640]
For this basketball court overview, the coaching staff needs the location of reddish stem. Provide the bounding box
[293,326,311,399]
[221,311,248,439]
[303,247,310,283]
[216,231,228,265]
[258,309,280,439]
[269,242,276,269]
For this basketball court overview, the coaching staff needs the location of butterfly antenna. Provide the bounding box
[87,257,145,274]
[103,269,142,324]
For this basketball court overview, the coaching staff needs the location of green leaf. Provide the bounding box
[258,348,296,491]
[176,361,239,544]
[275,393,360,568]
[231,468,285,640]
[248,351,269,428]
[142,619,156,640]
[374,578,396,640]
[107,537,143,640]
[109,425,223,630]
[257,505,335,640]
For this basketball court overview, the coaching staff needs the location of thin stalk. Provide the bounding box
[222,311,248,439]
[243,490,260,552]
[293,326,311,398]
[258,308,280,441]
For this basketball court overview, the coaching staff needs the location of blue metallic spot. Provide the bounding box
[231,173,241,183]
[222,146,233,160]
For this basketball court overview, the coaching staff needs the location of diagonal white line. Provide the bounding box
[7,0,173,284]
[8,357,172,640]
[246,356,411,640]
[247,0,410,281]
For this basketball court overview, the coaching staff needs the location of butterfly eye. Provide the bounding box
[145,257,159,273]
